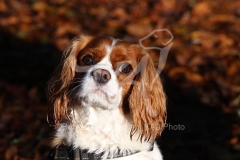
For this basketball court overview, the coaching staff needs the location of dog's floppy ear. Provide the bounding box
[129,46,166,142]
[47,34,93,126]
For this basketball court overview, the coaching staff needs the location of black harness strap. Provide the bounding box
[47,143,154,160]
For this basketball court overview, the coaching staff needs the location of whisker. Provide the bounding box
[71,79,83,84]
[68,85,81,96]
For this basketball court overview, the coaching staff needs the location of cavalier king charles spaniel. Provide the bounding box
[47,34,166,160]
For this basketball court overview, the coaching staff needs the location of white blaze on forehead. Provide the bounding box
[107,37,118,56]
[97,38,119,66]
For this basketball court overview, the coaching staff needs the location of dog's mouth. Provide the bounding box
[92,89,108,100]
[80,87,121,110]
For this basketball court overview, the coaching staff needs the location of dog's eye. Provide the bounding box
[82,55,93,65]
[119,63,133,74]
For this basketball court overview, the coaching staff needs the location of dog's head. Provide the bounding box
[47,34,166,141]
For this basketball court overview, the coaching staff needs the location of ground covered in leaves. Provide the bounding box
[0,0,240,159]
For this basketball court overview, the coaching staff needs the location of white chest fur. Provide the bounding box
[54,104,163,160]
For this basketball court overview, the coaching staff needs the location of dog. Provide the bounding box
[47,34,166,160]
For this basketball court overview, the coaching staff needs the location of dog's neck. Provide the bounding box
[53,103,152,159]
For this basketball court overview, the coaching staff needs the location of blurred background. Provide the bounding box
[0,0,240,159]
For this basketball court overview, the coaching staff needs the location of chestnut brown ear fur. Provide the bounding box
[47,34,92,126]
[129,46,166,142]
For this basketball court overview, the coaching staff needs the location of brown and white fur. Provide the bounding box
[47,34,166,160]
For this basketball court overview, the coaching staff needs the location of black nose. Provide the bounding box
[91,69,111,84]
